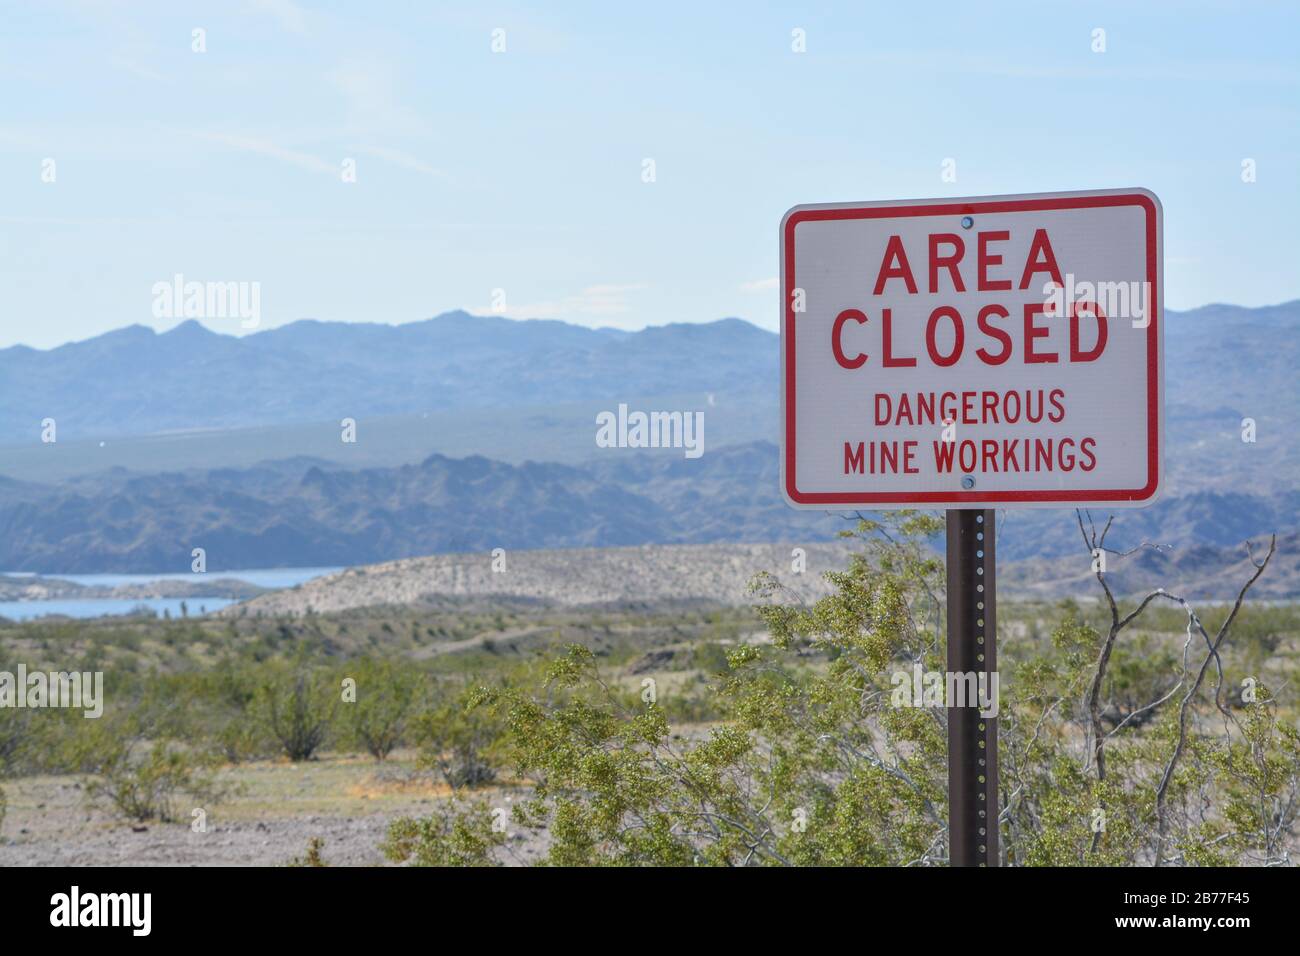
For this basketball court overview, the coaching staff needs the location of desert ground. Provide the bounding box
[0,751,551,866]
[2,538,1297,866]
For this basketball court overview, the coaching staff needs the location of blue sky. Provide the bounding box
[2,0,1297,348]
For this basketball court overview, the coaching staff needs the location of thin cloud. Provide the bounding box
[194,131,336,175]
[354,145,448,179]
[740,277,778,293]
[330,59,430,138]
[109,56,166,83]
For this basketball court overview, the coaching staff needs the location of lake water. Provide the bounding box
[0,597,240,622]
[10,567,344,589]
[0,566,340,622]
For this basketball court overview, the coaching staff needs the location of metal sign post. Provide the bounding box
[946,509,997,866]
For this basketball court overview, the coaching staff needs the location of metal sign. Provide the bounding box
[780,189,1163,509]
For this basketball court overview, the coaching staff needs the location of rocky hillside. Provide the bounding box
[226,541,859,615]
[228,534,1297,617]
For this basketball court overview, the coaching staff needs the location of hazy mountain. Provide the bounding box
[0,438,1293,577]
[2,303,1289,486]
[0,303,1295,576]
[0,442,842,573]
[2,303,1295,496]
[0,312,774,444]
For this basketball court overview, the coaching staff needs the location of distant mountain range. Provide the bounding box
[3,303,1296,491]
[0,437,1294,575]
[0,303,1296,579]
[0,312,773,443]
[0,442,837,573]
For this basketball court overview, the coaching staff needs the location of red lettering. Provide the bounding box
[1048,388,1066,423]
[1018,228,1064,290]
[981,391,1000,424]
[977,231,1011,291]
[874,394,892,425]
[1080,437,1097,471]
[832,309,868,369]
[928,233,966,293]
[844,442,865,474]
[982,439,1000,473]
[958,440,977,472]
[896,393,914,425]
[1023,302,1056,363]
[975,304,1011,365]
[880,442,898,472]
[925,306,964,367]
[1070,301,1108,362]
[882,308,916,367]
[873,235,918,295]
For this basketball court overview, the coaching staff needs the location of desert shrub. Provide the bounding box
[85,737,225,824]
[411,685,507,790]
[197,661,276,762]
[341,658,421,760]
[385,514,1299,866]
[1203,685,1300,865]
[0,707,32,775]
[259,663,337,761]
[288,836,329,867]
[24,708,95,776]
[0,707,29,834]
[657,681,726,724]
[215,720,272,764]
[383,800,505,866]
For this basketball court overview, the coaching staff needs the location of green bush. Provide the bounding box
[0,707,32,775]
[383,800,505,866]
[86,739,224,824]
[341,658,421,761]
[259,664,337,761]
[288,836,329,867]
[411,685,507,790]
[388,514,1299,866]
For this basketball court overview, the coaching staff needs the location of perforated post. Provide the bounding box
[946,509,998,866]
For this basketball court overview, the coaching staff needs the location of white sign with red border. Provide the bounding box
[780,188,1163,509]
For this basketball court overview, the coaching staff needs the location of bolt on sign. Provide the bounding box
[779,189,1163,508]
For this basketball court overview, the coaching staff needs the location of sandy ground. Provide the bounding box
[0,751,543,867]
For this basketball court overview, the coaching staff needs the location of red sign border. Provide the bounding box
[780,189,1162,507]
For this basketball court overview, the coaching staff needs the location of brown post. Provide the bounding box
[946,509,998,866]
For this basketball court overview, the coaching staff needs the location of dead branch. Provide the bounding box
[1153,533,1277,866]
